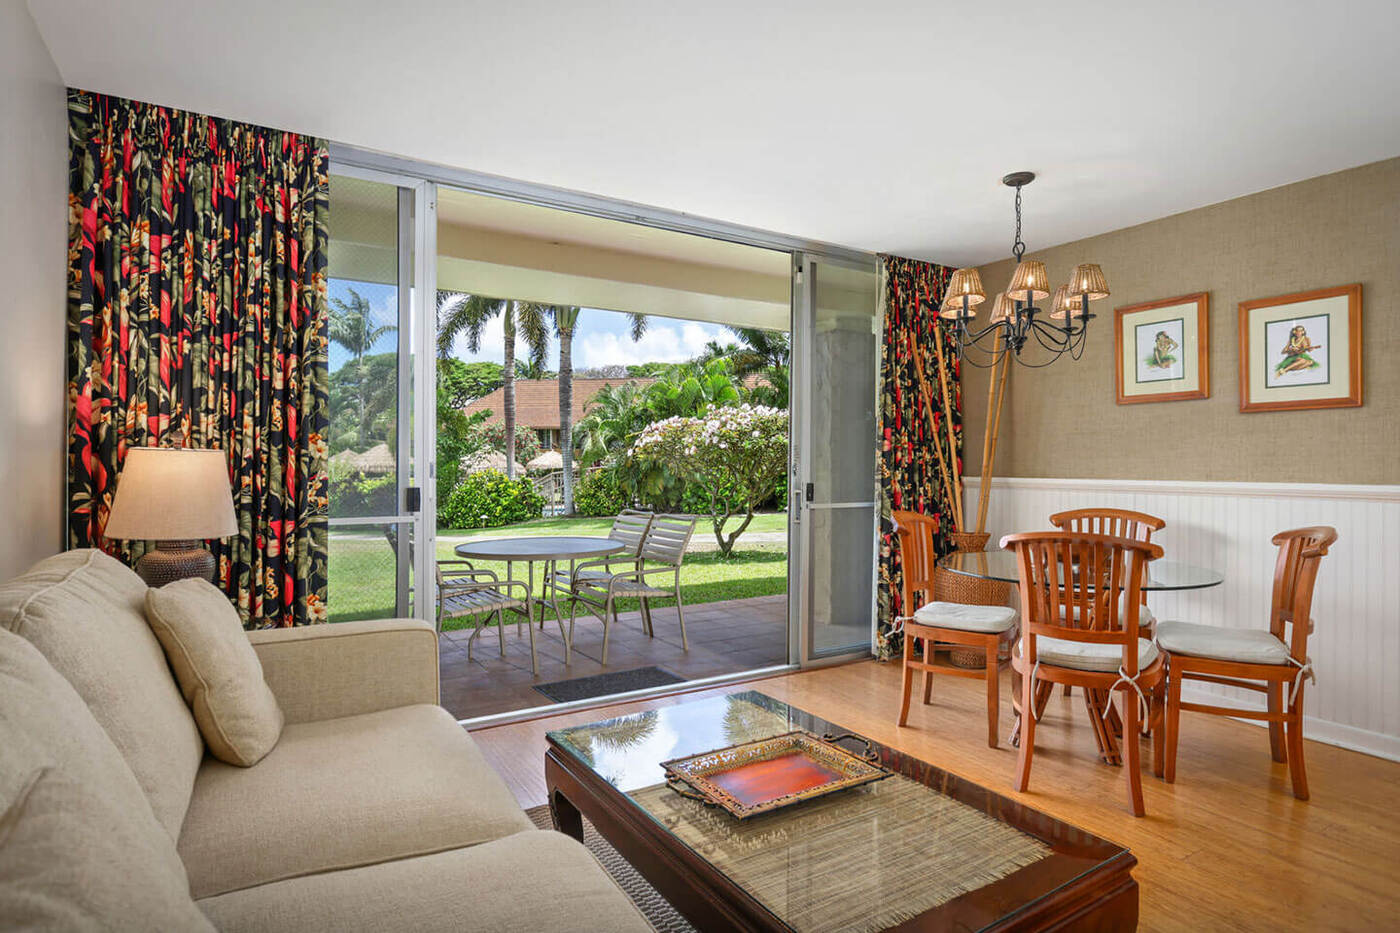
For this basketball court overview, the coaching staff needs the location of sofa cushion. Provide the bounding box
[0,549,204,838]
[195,830,652,933]
[146,578,284,766]
[0,627,214,931]
[178,704,534,898]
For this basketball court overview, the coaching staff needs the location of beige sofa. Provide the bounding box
[0,549,652,932]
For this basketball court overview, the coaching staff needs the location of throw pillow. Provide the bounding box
[146,579,284,766]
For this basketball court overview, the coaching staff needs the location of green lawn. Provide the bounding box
[327,513,789,627]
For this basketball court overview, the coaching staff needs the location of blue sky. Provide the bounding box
[328,278,730,373]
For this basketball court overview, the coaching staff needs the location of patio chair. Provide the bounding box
[435,560,536,672]
[548,509,653,598]
[566,515,697,665]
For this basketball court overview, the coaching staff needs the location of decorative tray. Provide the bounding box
[660,730,891,820]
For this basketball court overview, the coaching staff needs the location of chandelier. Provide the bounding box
[934,172,1109,368]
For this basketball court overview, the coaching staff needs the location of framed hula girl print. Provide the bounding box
[1238,284,1362,413]
[1115,293,1210,404]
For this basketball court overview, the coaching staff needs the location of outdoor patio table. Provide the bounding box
[936,547,1224,763]
[452,536,627,662]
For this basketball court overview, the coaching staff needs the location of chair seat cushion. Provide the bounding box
[1025,636,1160,673]
[1155,620,1291,665]
[1057,596,1156,627]
[912,601,1018,633]
[177,704,533,898]
[195,830,651,933]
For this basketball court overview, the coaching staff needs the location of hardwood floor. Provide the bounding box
[470,659,1400,932]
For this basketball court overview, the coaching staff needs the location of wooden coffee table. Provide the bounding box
[546,690,1138,931]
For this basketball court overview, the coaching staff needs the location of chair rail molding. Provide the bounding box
[964,476,1400,762]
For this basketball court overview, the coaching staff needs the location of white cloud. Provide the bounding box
[576,321,722,369]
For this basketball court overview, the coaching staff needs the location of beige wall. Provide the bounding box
[0,1,67,578]
[961,158,1400,485]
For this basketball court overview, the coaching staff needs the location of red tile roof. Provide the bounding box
[462,378,655,430]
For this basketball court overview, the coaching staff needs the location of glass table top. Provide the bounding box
[938,548,1224,591]
[548,690,1132,931]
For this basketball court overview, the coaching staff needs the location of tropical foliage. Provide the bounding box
[572,468,628,517]
[629,405,788,556]
[438,469,546,529]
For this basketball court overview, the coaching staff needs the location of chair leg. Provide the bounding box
[639,596,653,636]
[984,639,999,748]
[600,594,614,666]
[496,609,506,657]
[1151,686,1165,779]
[1286,697,1310,800]
[1267,681,1286,763]
[1063,685,1073,697]
[898,637,915,727]
[1121,692,1146,817]
[525,608,538,676]
[1164,666,1182,784]
[1013,669,1036,792]
[674,584,688,651]
[922,665,934,705]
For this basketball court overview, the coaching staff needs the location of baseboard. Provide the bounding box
[1178,687,1400,763]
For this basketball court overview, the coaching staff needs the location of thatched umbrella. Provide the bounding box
[527,450,563,472]
[328,449,359,470]
[353,443,395,475]
[462,450,508,474]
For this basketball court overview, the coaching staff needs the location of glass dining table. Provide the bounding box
[936,548,1224,763]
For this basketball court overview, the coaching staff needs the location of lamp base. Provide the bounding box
[134,541,216,587]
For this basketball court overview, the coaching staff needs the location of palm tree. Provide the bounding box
[330,289,397,447]
[553,308,646,514]
[436,292,549,478]
[574,381,648,468]
[700,326,790,408]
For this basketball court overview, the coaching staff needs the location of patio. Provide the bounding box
[439,594,787,719]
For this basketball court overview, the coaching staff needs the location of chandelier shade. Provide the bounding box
[1068,263,1110,300]
[1006,260,1050,302]
[1049,284,1083,321]
[988,291,1015,323]
[941,267,986,317]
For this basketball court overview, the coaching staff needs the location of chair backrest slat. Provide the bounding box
[1050,508,1164,603]
[610,509,654,556]
[1269,526,1337,659]
[892,510,938,613]
[1003,531,1161,673]
[640,515,697,565]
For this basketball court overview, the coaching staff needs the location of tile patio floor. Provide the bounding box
[438,594,788,720]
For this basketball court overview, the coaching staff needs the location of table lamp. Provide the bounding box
[102,447,239,586]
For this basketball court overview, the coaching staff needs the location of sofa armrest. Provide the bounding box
[248,618,440,725]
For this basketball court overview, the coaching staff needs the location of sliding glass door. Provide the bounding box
[790,252,882,663]
[325,168,436,622]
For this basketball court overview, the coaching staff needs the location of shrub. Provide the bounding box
[574,468,627,517]
[328,467,397,516]
[439,470,545,529]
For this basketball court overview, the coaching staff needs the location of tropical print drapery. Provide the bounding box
[876,255,959,658]
[66,89,330,627]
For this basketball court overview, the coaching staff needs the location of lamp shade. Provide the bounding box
[988,291,1015,323]
[943,268,986,310]
[103,447,238,542]
[1049,285,1083,321]
[1067,263,1110,300]
[1006,260,1050,302]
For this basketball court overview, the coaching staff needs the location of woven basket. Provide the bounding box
[934,531,1013,669]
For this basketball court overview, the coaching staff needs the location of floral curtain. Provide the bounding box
[876,255,959,657]
[66,89,330,627]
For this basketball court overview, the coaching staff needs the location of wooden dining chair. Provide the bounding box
[1049,509,1165,698]
[893,510,1018,747]
[1003,530,1165,817]
[1158,526,1336,800]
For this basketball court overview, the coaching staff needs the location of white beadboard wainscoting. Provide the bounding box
[962,477,1400,762]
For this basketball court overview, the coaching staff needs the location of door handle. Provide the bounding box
[405,487,421,513]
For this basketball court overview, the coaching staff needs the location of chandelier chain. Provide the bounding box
[1011,183,1026,263]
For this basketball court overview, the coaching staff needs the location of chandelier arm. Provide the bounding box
[1029,320,1072,352]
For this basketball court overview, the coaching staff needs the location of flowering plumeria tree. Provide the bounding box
[629,404,788,556]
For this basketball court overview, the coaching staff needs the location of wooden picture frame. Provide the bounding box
[1114,293,1210,405]
[1238,284,1362,413]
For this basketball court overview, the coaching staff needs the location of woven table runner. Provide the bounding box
[630,772,1051,933]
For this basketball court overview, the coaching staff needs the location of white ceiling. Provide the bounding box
[29,0,1400,266]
